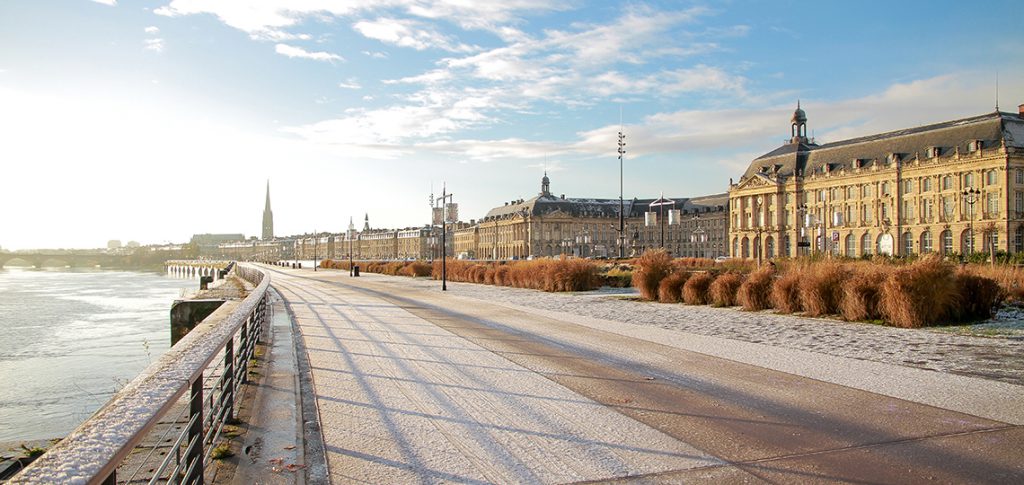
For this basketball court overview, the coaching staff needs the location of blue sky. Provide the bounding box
[1,0,1022,249]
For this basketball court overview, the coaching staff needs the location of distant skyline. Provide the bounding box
[1,1,1023,250]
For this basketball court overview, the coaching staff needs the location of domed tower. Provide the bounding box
[791,100,808,144]
[541,171,551,197]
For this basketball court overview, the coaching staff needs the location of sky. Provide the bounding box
[1,0,1023,250]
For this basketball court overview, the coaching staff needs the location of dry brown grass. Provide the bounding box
[879,256,958,328]
[632,249,673,300]
[964,264,1024,303]
[709,272,744,307]
[952,270,1005,322]
[682,272,714,305]
[798,262,847,317]
[771,269,803,314]
[838,265,891,321]
[657,272,690,303]
[737,267,775,311]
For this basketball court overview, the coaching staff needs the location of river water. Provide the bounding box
[0,268,194,442]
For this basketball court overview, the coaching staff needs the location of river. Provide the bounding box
[0,268,195,442]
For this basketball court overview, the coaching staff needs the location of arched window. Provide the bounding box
[902,232,913,256]
[784,235,791,257]
[1016,226,1024,253]
[845,234,856,257]
[941,230,953,255]
[962,229,975,254]
[766,236,775,259]
[741,237,750,259]
[861,232,872,256]
[921,231,933,253]
[732,237,739,257]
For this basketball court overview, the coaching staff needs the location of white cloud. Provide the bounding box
[144,38,165,53]
[353,17,475,52]
[337,78,361,89]
[92,0,116,6]
[144,26,160,34]
[362,50,389,59]
[274,44,343,62]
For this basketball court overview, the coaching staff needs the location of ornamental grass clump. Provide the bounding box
[682,272,714,305]
[771,269,803,314]
[879,255,957,328]
[709,272,744,307]
[839,264,890,321]
[952,270,1004,322]
[737,267,775,311]
[657,272,690,303]
[798,262,847,317]
[632,249,673,300]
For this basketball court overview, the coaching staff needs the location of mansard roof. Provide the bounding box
[742,111,1024,181]
[482,192,727,221]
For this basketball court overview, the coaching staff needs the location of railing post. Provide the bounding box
[223,339,234,422]
[186,377,204,484]
[240,315,250,384]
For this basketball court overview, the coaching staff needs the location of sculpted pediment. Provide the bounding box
[734,173,777,191]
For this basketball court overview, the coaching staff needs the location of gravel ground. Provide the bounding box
[367,275,1024,386]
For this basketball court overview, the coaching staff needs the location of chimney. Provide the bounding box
[1019,103,1024,118]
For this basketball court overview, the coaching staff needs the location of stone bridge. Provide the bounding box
[0,251,120,269]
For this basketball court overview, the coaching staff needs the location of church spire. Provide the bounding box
[541,171,551,197]
[261,180,274,240]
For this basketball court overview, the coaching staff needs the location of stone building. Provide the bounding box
[294,233,335,261]
[729,104,1024,260]
[469,173,728,260]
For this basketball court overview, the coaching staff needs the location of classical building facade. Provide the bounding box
[468,173,728,260]
[729,104,1024,260]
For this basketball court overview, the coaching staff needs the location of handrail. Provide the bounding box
[12,263,270,485]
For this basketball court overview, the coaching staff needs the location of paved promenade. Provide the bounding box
[266,266,1024,484]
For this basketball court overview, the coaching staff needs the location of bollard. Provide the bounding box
[353,265,360,277]
[200,275,213,290]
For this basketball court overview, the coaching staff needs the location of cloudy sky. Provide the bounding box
[1,0,1022,250]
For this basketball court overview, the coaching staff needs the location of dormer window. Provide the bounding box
[968,140,982,152]
[926,146,941,158]
[887,153,901,164]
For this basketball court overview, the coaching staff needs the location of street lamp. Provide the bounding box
[435,184,454,291]
[753,196,764,267]
[690,215,707,259]
[617,127,627,258]
[649,193,676,252]
[962,187,981,256]
[348,217,355,276]
[796,203,814,257]
[575,229,591,257]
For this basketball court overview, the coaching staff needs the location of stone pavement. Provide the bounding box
[265,265,1024,484]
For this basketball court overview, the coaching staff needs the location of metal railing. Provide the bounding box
[12,264,269,485]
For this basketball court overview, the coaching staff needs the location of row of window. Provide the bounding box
[733,226,1024,258]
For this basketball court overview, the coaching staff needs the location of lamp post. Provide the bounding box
[962,187,981,256]
[649,194,675,252]
[435,184,454,291]
[617,128,626,258]
[753,197,764,267]
[691,215,707,259]
[348,218,355,276]
[796,203,813,257]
